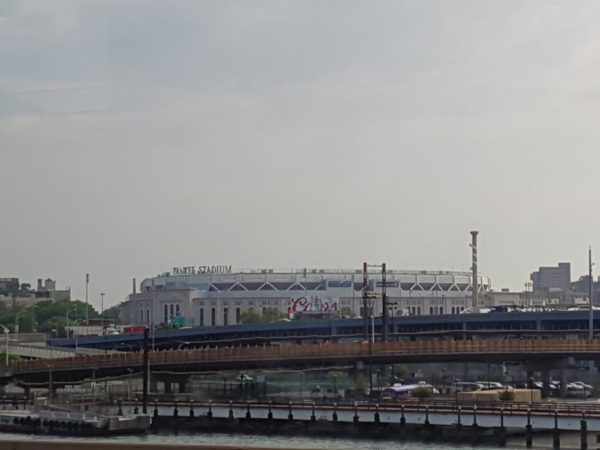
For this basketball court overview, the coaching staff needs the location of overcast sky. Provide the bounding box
[2,0,600,309]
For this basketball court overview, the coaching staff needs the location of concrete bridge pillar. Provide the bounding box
[541,369,551,399]
[588,361,595,383]
[527,358,570,399]
[354,361,369,394]
[178,377,191,394]
[560,367,568,399]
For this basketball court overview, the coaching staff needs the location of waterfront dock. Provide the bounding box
[0,441,314,450]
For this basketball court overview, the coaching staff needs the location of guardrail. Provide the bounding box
[7,338,600,376]
[6,343,107,359]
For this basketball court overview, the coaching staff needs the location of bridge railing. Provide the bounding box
[6,338,600,375]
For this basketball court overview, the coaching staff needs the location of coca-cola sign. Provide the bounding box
[290,296,339,315]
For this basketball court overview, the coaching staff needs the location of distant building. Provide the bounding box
[530,262,571,293]
[480,289,547,308]
[119,267,492,328]
[571,275,600,306]
[0,277,70,307]
[34,278,70,302]
[0,278,19,296]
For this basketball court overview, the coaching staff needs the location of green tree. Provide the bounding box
[240,307,286,324]
[0,353,21,363]
[340,306,355,318]
[411,387,433,399]
[261,307,286,322]
[353,379,368,396]
[329,370,345,396]
[499,389,514,402]
[240,308,262,324]
[392,364,408,378]
[102,304,122,323]
[0,299,101,337]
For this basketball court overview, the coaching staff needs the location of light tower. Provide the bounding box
[470,231,479,309]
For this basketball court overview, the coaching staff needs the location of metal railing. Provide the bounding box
[7,338,600,375]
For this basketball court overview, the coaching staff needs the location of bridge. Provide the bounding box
[48,310,600,352]
[6,338,600,386]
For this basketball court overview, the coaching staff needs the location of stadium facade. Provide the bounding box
[119,266,491,327]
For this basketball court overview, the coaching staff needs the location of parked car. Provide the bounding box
[571,381,593,390]
[475,381,505,390]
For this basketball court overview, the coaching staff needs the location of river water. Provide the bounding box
[0,431,573,450]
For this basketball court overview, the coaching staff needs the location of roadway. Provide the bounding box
[6,338,600,386]
[5,343,107,359]
[48,310,600,351]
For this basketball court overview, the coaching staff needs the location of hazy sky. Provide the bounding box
[2,1,600,309]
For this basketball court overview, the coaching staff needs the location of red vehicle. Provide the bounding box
[123,325,146,335]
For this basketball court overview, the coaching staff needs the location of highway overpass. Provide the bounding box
[48,310,600,351]
[5,338,600,387]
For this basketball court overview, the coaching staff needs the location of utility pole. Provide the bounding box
[142,327,149,414]
[589,247,594,340]
[362,262,368,341]
[382,263,388,343]
[100,293,105,317]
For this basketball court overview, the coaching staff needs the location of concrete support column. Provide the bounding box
[542,369,551,399]
[178,378,191,394]
[150,377,158,393]
[164,381,172,395]
[354,361,368,391]
[560,367,568,399]
[553,429,560,449]
[580,415,588,450]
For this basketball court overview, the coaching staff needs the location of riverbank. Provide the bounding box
[0,440,316,450]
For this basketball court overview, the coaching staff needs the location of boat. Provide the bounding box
[0,408,150,436]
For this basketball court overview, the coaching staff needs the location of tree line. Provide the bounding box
[0,299,103,337]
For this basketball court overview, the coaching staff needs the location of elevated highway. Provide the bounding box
[5,338,600,387]
[49,310,600,351]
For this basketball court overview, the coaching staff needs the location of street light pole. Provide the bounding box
[524,282,532,309]
[382,263,388,343]
[0,326,9,366]
[362,262,368,341]
[66,309,78,339]
[13,312,25,338]
[371,315,375,343]
[589,247,594,340]
[85,273,90,325]
[100,293,106,318]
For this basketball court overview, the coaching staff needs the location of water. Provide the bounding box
[0,431,525,450]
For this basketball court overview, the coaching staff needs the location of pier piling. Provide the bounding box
[580,413,587,450]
